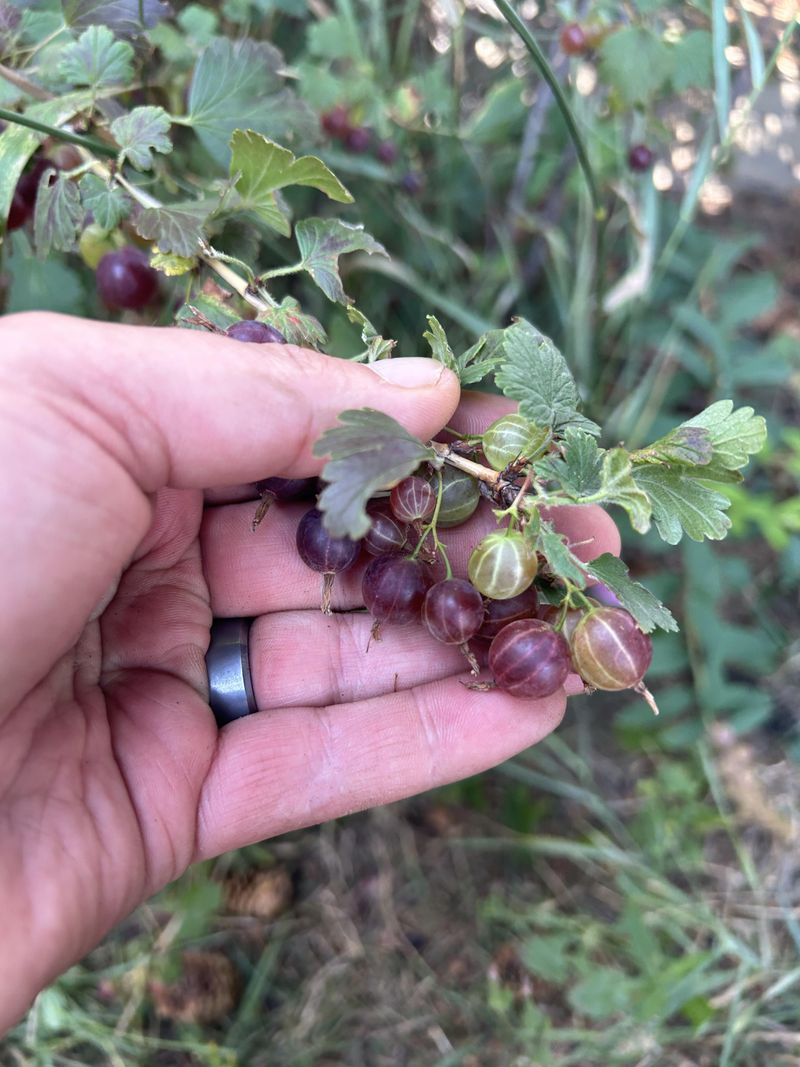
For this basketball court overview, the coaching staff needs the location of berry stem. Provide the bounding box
[411,469,452,577]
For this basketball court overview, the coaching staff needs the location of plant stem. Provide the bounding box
[430,440,500,486]
[0,62,49,101]
[493,0,602,217]
[0,106,118,158]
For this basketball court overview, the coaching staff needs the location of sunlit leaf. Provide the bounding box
[229,130,352,236]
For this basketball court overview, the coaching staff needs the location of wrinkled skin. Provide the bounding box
[0,313,620,1030]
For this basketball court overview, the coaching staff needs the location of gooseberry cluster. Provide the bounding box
[252,395,654,706]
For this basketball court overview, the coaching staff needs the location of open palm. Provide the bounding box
[0,314,619,1030]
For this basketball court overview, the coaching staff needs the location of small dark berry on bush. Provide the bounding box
[321,105,352,139]
[345,126,372,153]
[226,320,287,344]
[628,144,655,172]
[400,171,424,196]
[96,247,160,311]
[560,23,588,55]
[48,143,83,171]
[376,140,399,164]
[7,188,29,230]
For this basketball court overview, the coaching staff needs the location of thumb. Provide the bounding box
[4,313,461,490]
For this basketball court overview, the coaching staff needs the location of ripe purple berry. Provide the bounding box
[345,127,372,153]
[423,579,485,645]
[628,144,655,172]
[362,554,431,625]
[376,140,399,164]
[296,507,361,614]
[489,619,572,699]
[96,247,160,310]
[226,320,287,344]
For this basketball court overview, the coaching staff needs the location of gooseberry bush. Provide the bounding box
[0,1,769,711]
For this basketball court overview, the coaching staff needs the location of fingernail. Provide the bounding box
[368,358,445,388]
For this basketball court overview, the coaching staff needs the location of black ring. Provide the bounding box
[206,618,257,727]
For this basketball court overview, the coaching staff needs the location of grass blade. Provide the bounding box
[711,0,731,136]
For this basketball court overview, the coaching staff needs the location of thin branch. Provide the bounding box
[0,62,49,101]
[493,0,602,216]
[0,106,117,158]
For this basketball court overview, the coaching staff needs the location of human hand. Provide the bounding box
[0,312,618,1030]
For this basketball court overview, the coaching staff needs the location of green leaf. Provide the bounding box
[494,319,600,435]
[307,15,360,60]
[423,315,456,370]
[295,218,387,304]
[58,25,134,88]
[0,92,94,230]
[424,317,500,386]
[134,200,214,257]
[632,426,714,467]
[150,250,196,276]
[672,30,713,92]
[314,409,435,539]
[347,306,395,362]
[175,291,239,332]
[5,232,87,315]
[600,28,674,107]
[33,170,83,255]
[186,38,315,164]
[597,448,652,534]
[263,296,328,349]
[537,521,588,587]
[632,466,732,544]
[64,0,170,36]
[229,130,352,236]
[78,173,131,229]
[536,429,602,497]
[677,400,767,472]
[110,106,171,170]
[584,554,678,634]
[568,967,636,1020]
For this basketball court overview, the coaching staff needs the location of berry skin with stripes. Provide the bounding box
[488,619,571,698]
[468,530,538,600]
[569,606,652,690]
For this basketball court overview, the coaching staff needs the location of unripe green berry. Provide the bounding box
[435,466,481,528]
[79,223,116,269]
[468,530,538,600]
[482,414,550,470]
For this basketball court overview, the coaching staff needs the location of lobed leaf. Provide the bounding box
[535,429,602,497]
[150,251,196,276]
[424,317,503,386]
[79,173,131,230]
[0,93,94,230]
[263,296,328,350]
[33,170,83,256]
[229,130,352,236]
[679,400,767,471]
[58,25,134,88]
[494,319,600,436]
[537,522,587,587]
[599,28,674,107]
[111,106,172,170]
[295,218,386,305]
[187,39,315,164]
[632,466,732,544]
[134,201,214,257]
[347,306,396,362]
[314,409,435,539]
[584,554,678,634]
[64,0,171,36]
[597,449,652,534]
